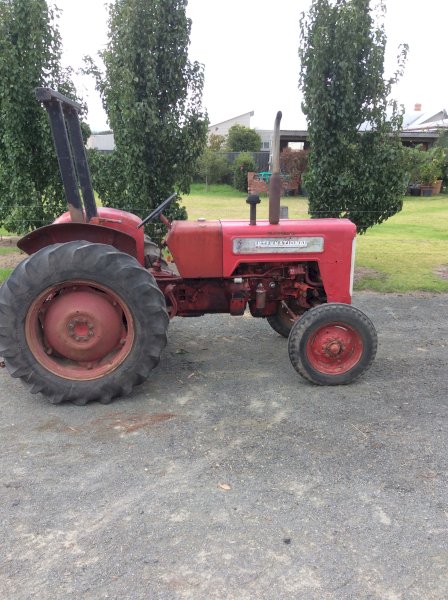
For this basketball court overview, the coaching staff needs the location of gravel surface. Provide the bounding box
[1,292,447,599]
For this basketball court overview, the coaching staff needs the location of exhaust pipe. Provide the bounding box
[269,111,282,225]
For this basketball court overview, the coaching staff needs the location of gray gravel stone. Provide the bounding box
[1,292,447,599]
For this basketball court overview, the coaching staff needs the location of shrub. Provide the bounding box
[208,134,226,152]
[196,150,231,185]
[233,152,256,192]
[280,148,309,182]
[227,125,261,152]
[435,130,448,189]
[404,146,445,186]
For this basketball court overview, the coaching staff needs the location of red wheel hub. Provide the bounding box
[306,323,363,374]
[25,282,134,381]
[43,290,123,362]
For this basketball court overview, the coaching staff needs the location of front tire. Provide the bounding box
[0,241,169,404]
[267,300,305,338]
[288,303,377,385]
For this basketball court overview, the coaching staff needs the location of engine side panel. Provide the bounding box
[165,220,223,278]
[221,219,356,304]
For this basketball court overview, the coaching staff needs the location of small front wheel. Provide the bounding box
[288,303,377,385]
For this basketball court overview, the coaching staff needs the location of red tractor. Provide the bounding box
[0,89,377,405]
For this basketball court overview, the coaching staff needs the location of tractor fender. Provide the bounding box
[17,222,145,265]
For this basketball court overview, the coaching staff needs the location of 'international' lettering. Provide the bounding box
[255,239,308,248]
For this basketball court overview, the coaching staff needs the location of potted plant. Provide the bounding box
[419,162,438,196]
[417,147,445,197]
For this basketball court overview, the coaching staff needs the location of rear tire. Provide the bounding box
[144,235,169,270]
[0,241,169,404]
[288,303,377,385]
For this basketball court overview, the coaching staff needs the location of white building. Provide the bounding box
[86,132,115,152]
[208,111,254,138]
[208,112,274,152]
[402,105,448,132]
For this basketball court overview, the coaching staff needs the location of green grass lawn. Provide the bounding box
[0,246,20,255]
[354,195,448,292]
[185,183,309,220]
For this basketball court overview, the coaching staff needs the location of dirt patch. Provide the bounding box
[354,266,386,284]
[0,237,25,271]
[90,411,176,433]
[0,252,25,270]
[0,236,20,248]
[435,265,448,280]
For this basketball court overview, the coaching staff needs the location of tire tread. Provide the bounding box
[0,241,169,404]
[288,303,377,385]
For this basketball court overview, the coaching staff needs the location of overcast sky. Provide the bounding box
[55,0,448,132]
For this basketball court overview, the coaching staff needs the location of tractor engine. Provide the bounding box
[160,216,355,319]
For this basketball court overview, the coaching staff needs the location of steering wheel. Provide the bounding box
[138,192,177,229]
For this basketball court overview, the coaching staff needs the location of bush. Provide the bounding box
[196,150,231,185]
[403,146,445,186]
[435,130,448,190]
[226,125,261,152]
[232,152,256,192]
[280,148,309,188]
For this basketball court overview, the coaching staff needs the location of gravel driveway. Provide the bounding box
[1,292,447,599]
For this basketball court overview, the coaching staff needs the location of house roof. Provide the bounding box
[208,111,254,130]
[402,109,448,131]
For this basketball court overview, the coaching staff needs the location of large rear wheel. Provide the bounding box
[288,303,377,385]
[0,241,169,404]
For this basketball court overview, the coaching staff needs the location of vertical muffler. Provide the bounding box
[269,111,282,225]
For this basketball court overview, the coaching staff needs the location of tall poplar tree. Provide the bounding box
[89,0,208,224]
[299,0,408,233]
[0,0,76,233]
